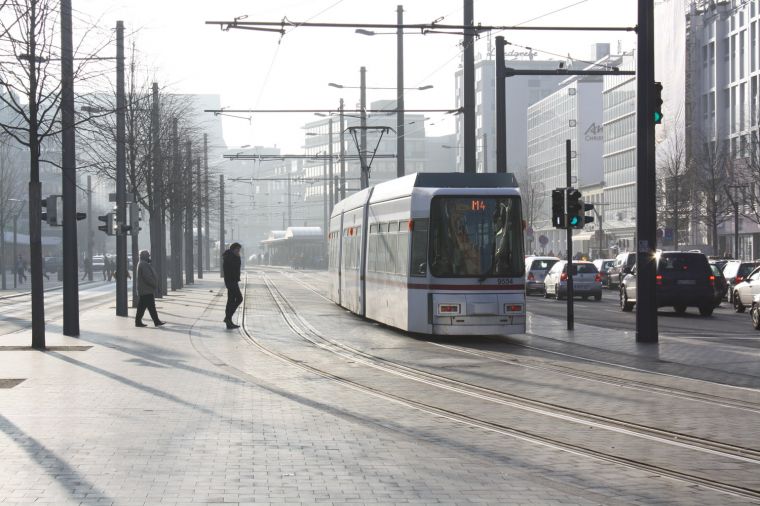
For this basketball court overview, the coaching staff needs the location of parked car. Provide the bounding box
[619,251,715,316]
[543,260,602,300]
[730,266,760,312]
[524,256,560,295]
[592,258,615,288]
[710,264,728,307]
[750,294,760,330]
[722,260,760,303]
[607,252,636,289]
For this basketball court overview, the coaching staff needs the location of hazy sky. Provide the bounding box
[76,0,638,152]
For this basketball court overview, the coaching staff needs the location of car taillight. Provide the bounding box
[736,276,744,284]
[594,273,602,282]
[656,274,663,285]
[438,304,460,315]
[527,272,535,281]
[709,274,715,286]
[560,272,567,281]
[504,304,523,313]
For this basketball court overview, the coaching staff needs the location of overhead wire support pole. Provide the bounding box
[196,157,203,279]
[495,36,506,174]
[60,0,79,336]
[204,134,211,272]
[463,0,476,174]
[360,66,368,189]
[635,0,658,343]
[219,175,225,278]
[339,99,346,200]
[396,4,405,178]
[184,140,194,285]
[115,20,128,318]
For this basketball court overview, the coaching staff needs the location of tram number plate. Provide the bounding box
[497,278,513,286]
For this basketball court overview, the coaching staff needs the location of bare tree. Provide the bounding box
[692,137,732,253]
[0,136,24,289]
[514,166,545,254]
[657,127,692,249]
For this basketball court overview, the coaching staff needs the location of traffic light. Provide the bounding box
[41,195,61,226]
[654,81,663,124]
[127,203,142,235]
[580,202,595,228]
[97,213,116,236]
[551,188,566,229]
[566,189,583,227]
[76,212,87,221]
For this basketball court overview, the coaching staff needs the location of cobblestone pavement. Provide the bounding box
[0,270,758,505]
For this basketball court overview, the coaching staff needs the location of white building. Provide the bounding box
[526,54,611,255]
[454,53,568,174]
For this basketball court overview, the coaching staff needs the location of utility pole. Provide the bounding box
[360,66,368,189]
[462,0,476,174]
[219,174,225,277]
[339,98,346,199]
[566,140,574,331]
[184,140,194,285]
[115,20,128,317]
[635,0,658,343]
[87,176,92,281]
[12,207,20,288]
[287,174,292,227]
[323,156,328,236]
[60,0,79,335]
[196,158,203,279]
[170,118,181,290]
[396,4,405,178]
[150,82,165,297]
[495,36,507,173]
[328,118,334,212]
[204,134,211,272]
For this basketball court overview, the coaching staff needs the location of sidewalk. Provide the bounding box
[0,271,101,299]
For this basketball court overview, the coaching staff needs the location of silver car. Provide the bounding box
[543,260,603,301]
[524,256,559,295]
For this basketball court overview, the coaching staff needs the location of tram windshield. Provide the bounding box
[429,196,524,278]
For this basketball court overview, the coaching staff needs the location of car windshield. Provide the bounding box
[710,265,723,277]
[429,196,524,278]
[658,254,709,275]
[738,263,760,277]
[530,259,558,271]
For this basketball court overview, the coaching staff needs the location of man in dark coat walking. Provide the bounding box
[135,250,165,327]
[223,242,243,329]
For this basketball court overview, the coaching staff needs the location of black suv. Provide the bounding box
[619,251,715,316]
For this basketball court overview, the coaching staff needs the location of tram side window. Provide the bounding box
[354,226,362,271]
[397,221,409,276]
[368,224,378,272]
[387,221,398,274]
[410,219,429,277]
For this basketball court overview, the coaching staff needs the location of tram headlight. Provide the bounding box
[438,304,461,315]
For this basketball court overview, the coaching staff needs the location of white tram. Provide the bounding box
[327,172,526,336]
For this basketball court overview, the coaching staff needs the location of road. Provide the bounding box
[527,287,760,342]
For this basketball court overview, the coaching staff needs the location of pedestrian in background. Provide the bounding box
[222,242,243,329]
[15,255,26,283]
[135,250,165,328]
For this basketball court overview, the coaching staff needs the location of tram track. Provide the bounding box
[279,268,760,403]
[246,272,760,502]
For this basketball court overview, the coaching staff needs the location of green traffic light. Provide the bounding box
[654,111,663,124]
[569,216,580,226]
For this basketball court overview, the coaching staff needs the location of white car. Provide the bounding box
[524,256,559,295]
[732,266,760,313]
[543,260,602,301]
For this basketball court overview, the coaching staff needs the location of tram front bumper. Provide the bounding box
[431,293,526,335]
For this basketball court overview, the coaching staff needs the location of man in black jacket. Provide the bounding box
[223,242,243,329]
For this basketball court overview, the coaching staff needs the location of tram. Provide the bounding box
[327,172,526,336]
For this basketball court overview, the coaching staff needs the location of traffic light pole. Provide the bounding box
[636,0,658,343]
[61,0,79,336]
[115,20,128,317]
[565,140,574,331]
